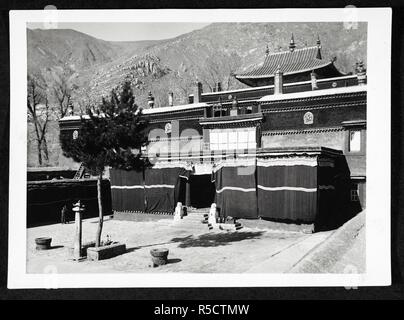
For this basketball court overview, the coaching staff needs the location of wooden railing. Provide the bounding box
[203,102,261,118]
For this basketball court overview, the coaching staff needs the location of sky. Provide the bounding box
[26,22,211,42]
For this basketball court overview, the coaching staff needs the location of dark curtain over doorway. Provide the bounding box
[110,169,145,212]
[257,163,318,222]
[110,166,190,214]
[144,167,189,213]
[212,163,258,219]
[316,163,336,227]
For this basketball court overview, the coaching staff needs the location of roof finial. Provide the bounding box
[147,90,155,108]
[265,44,270,57]
[315,34,322,59]
[316,34,321,48]
[289,33,296,52]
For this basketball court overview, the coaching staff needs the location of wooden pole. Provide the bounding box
[73,201,83,260]
[95,173,103,247]
[185,180,191,207]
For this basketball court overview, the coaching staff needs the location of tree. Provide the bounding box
[52,70,78,118]
[60,81,150,247]
[27,74,51,166]
[74,89,94,116]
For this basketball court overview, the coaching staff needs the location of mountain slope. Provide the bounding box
[79,22,367,107]
[27,28,159,73]
[28,22,367,107]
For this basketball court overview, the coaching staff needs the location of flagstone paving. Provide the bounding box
[27,216,333,274]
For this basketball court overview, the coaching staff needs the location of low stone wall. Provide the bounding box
[27,179,112,227]
[27,168,77,181]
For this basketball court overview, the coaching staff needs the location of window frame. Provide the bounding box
[209,127,257,151]
[343,123,366,156]
[350,183,360,202]
[348,129,362,153]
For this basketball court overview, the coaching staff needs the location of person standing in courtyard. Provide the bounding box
[61,204,68,224]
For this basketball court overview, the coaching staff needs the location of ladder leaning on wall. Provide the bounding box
[74,162,85,179]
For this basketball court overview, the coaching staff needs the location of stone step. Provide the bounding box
[184,213,209,217]
[171,216,206,222]
[182,215,208,221]
[183,214,207,219]
[205,222,244,231]
[184,220,207,224]
[184,212,207,216]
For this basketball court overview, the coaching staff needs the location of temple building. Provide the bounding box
[59,35,366,231]
[234,35,344,87]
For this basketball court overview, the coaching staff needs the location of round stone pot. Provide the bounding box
[150,248,169,266]
[35,237,52,250]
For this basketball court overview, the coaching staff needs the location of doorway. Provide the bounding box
[189,174,215,208]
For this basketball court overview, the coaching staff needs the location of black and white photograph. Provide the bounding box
[7,8,391,288]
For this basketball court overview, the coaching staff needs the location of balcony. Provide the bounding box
[200,101,263,128]
[203,100,261,118]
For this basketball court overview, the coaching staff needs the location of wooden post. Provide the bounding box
[72,200,84,260]
[185,180,191,207]
[95,173,103,247]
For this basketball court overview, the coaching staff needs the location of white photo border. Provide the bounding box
[8,8,392,288]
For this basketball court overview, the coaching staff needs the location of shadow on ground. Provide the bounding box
[49,245,64,250]
[170,231,266,248]
[167,258,182,264]
[124,231,266,254]
[126,240,176,253]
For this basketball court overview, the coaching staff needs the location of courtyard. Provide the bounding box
[26,213,343,274]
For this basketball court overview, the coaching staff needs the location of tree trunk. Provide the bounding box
[37,140,42,166]
[95,172,103,247]
[42,138,49,162]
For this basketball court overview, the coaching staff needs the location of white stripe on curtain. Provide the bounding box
[145,184,175,189]
[111,184,176,189]
[257,185,317,192]
[111,185,144,189]
[216,186,256,193]
[257,157,317,167]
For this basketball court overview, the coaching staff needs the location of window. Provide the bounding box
[219,131,228,150]
[228,131,237,150]
[210,131,219,151]
[349,130,361,152]
[209,127,256,151]
[351,183,360,202]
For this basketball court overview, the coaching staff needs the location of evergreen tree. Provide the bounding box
[60,81,149,247]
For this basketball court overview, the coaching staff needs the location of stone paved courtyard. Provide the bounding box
[27,215,335,274]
